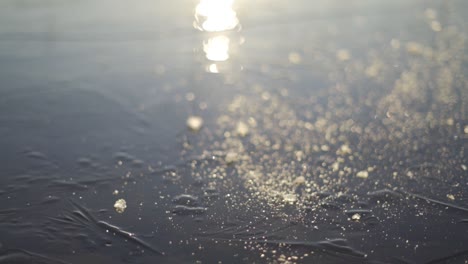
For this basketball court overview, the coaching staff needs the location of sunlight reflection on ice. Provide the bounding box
[194,0,239,32]
[203,35,230,62]
[194,0,242,73]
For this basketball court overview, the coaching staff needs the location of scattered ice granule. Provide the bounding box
[185,92,195,101]
[187,116,203,131]
[236,121,249,137]
[406,42,424,55]
[336,49,351,61]
[406,171,414,178]
[390,39,400,49]
[339,144,352,155]
[295,150,304,161]
[114,199,127,213]
[431,21,442,32]
[320,145,330,151]
[424,8,437,20]
[464,126,468,134]
[351,213,361,221]
[446,118,454,126]
[356,170,369,179]
[283,193,297,203]
[293,176,305,186]
[225,152,238,164]
[332,162,340,172]
[113,190,119,195]
[365,65,379,77]
[288,52,302,64]
[447,194,455,201]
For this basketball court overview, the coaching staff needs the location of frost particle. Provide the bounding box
[424,8,437,20]
[447,194,455,201]
[225,152,238,164]
[283,193,297,203]
[446,118,454,126]
[356,170,369,179]
[406,171,414,178]
[338,144,352,155]
[351,213,361,221]
[332,162,340,172]
[288,52,302,64]
[236,121,249,137]
[114,199,127,213]
[293,176,306,186]
[336,49,351,61]
[431,21,442,32]
[320,145,330,151]
[187,116,203,131]
[390,39,400,49]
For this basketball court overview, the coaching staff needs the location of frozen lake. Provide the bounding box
[0,0,468,263]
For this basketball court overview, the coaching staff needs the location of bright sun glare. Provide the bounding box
[195,0,239,32]
[203,36,230,62]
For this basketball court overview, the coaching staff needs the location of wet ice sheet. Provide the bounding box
[1,0,468,263]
